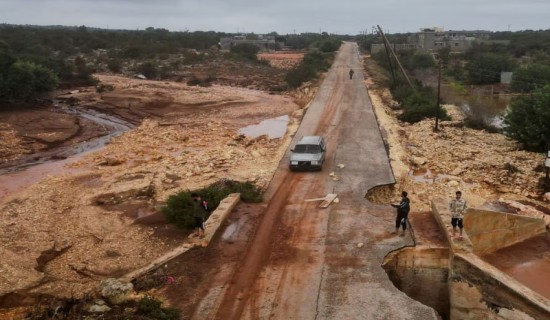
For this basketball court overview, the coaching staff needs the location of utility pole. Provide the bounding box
[434,62,442,131]
[376,25,414,89]
[381,35,397,85]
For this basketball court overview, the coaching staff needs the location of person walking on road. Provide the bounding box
[349,68,354,79]
[391,191,410,236]
[192,193,209,238]
[450,190,467,240]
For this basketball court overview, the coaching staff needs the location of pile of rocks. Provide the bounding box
[0,123,28,164]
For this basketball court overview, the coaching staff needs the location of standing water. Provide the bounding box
[238,115,289,139]
[0,105,132,203]
[441,84,513,129]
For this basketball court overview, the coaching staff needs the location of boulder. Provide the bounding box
[99,278,134,305]
[87,299,112,313]
[545,193,550,202]
[410,156,427,166]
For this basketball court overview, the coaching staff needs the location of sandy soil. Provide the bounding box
[258,52,304,70]
[0,73,316,302]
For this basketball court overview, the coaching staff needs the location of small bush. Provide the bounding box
[136,296,180,320]
[162,180,263,229]
[96,83,114,93]
[285,50,332,88]
[285,64,316,88]
[186,73,216,87]
[391,82,450,123]
[399,103,449,123]
[230,43,260,61]
[503,162,521,174]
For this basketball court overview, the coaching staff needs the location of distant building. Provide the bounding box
[219,35,282,51]
[371,28,509,54]
[501,72,514,84]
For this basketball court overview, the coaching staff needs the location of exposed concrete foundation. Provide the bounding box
[383,247,450,318]
[451,253,550,320]
[464,208,546,255]
[406,200,550,319]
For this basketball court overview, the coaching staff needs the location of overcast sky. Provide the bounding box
[1,0,549,34]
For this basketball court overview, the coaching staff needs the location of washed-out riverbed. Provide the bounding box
[0,104,132,203]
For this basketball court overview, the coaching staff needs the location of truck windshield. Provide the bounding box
[294,144,321,153]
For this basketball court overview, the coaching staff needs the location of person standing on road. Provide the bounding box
[450,190,467,240]
[391,191,410,236]
[349,68,354,79]
[192,193,209,238]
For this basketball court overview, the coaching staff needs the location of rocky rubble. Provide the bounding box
[0,74,305,300]
[364,61,548,213]
[0,123,29,164]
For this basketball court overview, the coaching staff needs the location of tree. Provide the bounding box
[466,53,516,84]
[318,38,341,53]
[136,61,158,79]
[1,61,58,101]
[504,85,550,152]
[230,43,259,60]
[511,63,550,93]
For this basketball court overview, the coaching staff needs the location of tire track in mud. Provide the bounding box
[213,46,351,320]
[213,172,300,319]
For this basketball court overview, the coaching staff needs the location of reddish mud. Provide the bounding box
[482,232,550,299]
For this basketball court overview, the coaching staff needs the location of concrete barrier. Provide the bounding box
[465,208,546,255]
[451,253,550,320]
[120,193,240,281]
[431,199,472,252]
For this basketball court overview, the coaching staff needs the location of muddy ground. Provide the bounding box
[0,63,318,307]
[1,49,549,318]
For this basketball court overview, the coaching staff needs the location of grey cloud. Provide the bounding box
[1,0,549,34]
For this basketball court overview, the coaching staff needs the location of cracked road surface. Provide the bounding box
[177,42,438,320]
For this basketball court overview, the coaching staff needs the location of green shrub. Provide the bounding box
[162,180,262,229]
[0,60,58,101]
[136,296,180,320]
[466,53,516,84]
[391,83,450,123]
[285,64,316,88]
[107,58,122,73]
[504,85,550,152]
[318,38,341,53]
[511,63,550,93]
[230,43,259,61]
[136,61,158,79]
[284,50,332,88]
[399,103,449,123]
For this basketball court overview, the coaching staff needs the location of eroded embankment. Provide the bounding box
[383,247,450,319]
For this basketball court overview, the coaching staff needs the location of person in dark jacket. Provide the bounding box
[191,193,209,238]
[391,191,410,236]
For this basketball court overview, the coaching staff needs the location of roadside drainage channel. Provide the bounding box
[120,193,240,282]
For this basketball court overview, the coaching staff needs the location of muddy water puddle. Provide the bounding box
[482,232,550,299]
[0,154,91,203]
[238,115,289,139]
[409,168,453,183]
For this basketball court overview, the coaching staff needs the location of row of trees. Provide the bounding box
[0,24,350,103]
[366,31,550,152]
